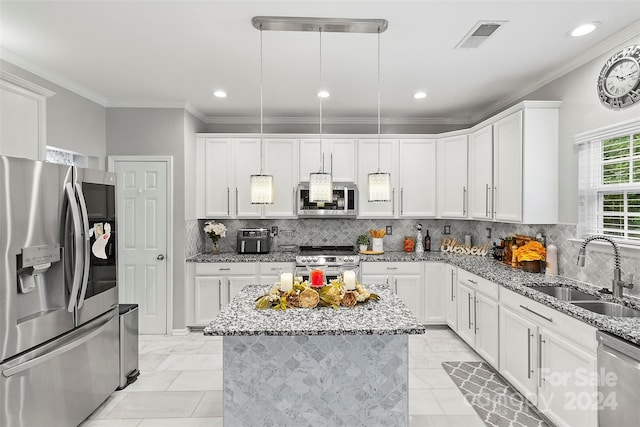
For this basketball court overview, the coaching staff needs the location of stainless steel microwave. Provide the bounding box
[297,182,357,218]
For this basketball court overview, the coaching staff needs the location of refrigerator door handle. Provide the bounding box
[75,182,91,308]
[1,311,116,378]
[65,182,84,313]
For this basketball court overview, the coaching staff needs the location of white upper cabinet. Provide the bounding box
[357,139,397,218]
[398,139,437,217]
[493,111,523,222]
[263,138,298,218]
[469,125,493,220]
[0,73,54,161]
[198,138,233,218]
[299,138,356,182]
[233,138,262,218]
[437,134,468,218]
[196,136,296,219]
[470,101,560,223]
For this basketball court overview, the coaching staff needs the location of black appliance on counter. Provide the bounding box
[236,228,272,254]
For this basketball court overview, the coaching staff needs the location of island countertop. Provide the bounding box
[204,284,426,337]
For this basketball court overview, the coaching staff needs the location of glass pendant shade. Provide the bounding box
[368,172,391,202]
[250,174,274,204]
[309,172,333,202]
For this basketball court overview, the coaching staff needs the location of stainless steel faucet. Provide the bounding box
[577,235,634,298]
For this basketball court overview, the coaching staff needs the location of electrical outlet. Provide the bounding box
[271,226,278,236]
[486,227,492,238]
[386,225,392,235]
[444,225,451,235]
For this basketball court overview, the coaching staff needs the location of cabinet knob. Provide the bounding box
[157,254,165,260]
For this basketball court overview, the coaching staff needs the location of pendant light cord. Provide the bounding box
[259,27,264,174]
[318,28,324,173]
[376,29,381,173]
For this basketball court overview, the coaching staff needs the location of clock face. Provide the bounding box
[598,45,640,110]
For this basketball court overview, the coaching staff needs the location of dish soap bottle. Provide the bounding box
[415,224,424,255]
[424,229,431,252]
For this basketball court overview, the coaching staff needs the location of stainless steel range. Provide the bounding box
[295,245,360,284]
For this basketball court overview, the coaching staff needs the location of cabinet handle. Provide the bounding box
[219,267,231,271]
[392,187,395,216]
[400,188,404,215]
[485,184,490,217]
[330,153,333,175]
[218,279,222,312]
[394,278,398,294]
[519,305,553,323]
[538,334,545,387]
[493,186,497,216]
[474,297,479,333]
[450,270,455,301]
[462,186,467,215]
[386,267,398,270]
[527,328,533,379]
[227,280,231,305]
[344,187,349,212]
[468,294,473,329]
[468,279,478,285]
[270,268,280,271]
[235,188,239,216]
[227,188,230,216]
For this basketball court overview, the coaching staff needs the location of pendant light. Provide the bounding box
[309,28,333,203]
[368,29,391,202]
[250,27,274,204]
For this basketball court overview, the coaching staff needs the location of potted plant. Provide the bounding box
[356,234,370,252]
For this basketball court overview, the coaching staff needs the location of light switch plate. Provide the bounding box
[386,226,392,235]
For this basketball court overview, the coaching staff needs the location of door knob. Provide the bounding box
[157,254,165,260]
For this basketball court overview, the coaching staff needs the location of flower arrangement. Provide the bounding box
[255,276,379,310]
[513,241,546,262]
[203,221,226,254]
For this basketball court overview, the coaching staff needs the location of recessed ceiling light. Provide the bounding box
[413,91,427,99]
[213,90,227,98]
[317,90,330,98]
[569,22,600,37]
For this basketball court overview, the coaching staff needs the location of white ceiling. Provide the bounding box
[1,1,639,125]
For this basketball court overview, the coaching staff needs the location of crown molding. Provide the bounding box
[0,70,56,97]
[468,21,640,124]
[203,115,471,126]
[0,47,108,106]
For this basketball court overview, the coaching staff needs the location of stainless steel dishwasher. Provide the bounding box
[597,331,640,426]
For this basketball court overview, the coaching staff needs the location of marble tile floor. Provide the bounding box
[81,327,485,427]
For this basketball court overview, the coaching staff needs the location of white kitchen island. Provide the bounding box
[204,284,425,427]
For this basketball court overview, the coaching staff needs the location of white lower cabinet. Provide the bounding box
[499,288,597,427]
[444,265,457,330]
[456,269,499,368]
[423,263,446,324]
[190,263,257,327]
[361,262,424,323]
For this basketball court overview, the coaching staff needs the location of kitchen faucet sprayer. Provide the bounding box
[577,235,633,297]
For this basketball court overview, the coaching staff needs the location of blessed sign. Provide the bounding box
[440,238,489,256]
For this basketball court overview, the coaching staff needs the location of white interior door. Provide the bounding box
[114,160,168,334]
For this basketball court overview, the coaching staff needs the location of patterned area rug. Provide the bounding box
[442,362,550,427]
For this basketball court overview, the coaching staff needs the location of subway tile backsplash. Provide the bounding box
[185,218,639,298]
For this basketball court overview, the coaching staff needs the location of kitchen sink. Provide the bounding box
[529,285,600,301]
[571,301,640,318]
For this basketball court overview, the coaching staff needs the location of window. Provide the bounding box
[577,119,640,244]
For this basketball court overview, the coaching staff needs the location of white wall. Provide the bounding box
[496,36,640,224]
[0,60,107,167]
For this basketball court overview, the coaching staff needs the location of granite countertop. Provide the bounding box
[191,250,640,345]
[204,284,426,337]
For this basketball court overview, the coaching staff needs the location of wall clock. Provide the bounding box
[597,45,640,110]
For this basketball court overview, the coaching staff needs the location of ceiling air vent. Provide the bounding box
[455,21,507,49]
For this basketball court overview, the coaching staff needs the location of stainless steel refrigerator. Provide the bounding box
[0,155,119,427]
